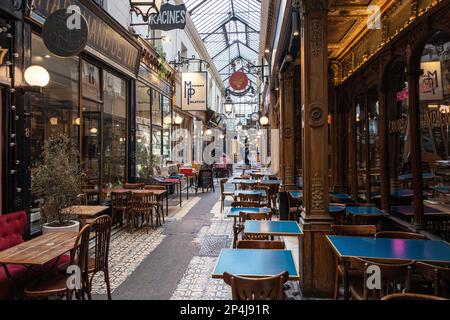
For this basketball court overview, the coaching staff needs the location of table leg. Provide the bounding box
[179,181,182,207]
[343,260,350,300]
[166,186,169,217]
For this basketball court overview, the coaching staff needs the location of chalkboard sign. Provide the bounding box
[196,169,215,193]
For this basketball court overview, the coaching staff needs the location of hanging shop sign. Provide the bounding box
[42,7,89,57]
[229,71,249,91]
[419,61,444,101]
[182,72,208,111]
[31,0,141,75]
[149,3,187,31]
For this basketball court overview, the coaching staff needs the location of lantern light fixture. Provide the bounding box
[224,96,234,114]
[164,115,172,125]
[174,115,183,125]
[130,0,162,22]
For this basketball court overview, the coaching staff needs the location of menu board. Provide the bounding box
[196,169,214,191]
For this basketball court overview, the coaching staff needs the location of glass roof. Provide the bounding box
[184,0,261,93]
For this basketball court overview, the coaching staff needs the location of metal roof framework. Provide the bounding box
[184,0,261,97]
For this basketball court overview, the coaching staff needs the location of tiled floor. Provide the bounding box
[91,181,304,300]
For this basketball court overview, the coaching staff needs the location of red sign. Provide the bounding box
[396,89,409,102]
[229,71,249,91]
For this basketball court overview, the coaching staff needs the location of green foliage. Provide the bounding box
[136,134,160,183]
[32,134,82,226]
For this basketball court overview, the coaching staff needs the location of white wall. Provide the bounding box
[102,0,131,28]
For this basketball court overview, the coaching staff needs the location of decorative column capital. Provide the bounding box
[293,0,327,14]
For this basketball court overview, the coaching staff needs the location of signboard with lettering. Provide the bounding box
[31,0,141,76]
[149,3,187,31]
[420,61,444,101]
[42,7,88,57]
[181,72,208,111]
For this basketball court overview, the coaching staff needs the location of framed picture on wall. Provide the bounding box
[420,61,444,101]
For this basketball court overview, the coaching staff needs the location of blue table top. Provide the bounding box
[227,207,272,218]
[346,206,384,215]
[330,193,352,200]
[327,236,450,263]
[398,173,434,181]
[431,186,450,194]
[244,221,303,236]
[234,190,267,197]
[212,249,299,280]
[329,205,346,213]
[289,191,303,199]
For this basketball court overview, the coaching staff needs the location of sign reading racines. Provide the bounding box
[149,3,187,31]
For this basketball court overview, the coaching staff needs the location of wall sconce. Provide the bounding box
[260,116,269,126]
[130,0,162,22]
[90,127,98,135]
[49,116,58,126]
[73,118,81,126]
[24,65,50,93]
[174,115,183,125]
[292,11,300,37]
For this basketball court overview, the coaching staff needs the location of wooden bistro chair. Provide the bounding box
[224,271,289,300]
[252,185,271,208]
[330,205,347,225]
[231,201,262,208]
[220,178,235,212]
[331,225,377,300]
[381,293,448,300]
[86,215,112,300]
[24,225,91,300]
[238,212,273,242]
[111,190,130,227]
[352,213,384,230]
[414,262,450,299]
[234,193,262,205]
[144,185,166,224]
[375,231,428,240]
[349,258,414,300]
[236,240,285,250]
[129,191,157,233]
[288,191,302,222]
[259,182,278,211]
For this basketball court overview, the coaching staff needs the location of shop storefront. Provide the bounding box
[4,0,142,234]
[136,39,176,179]
[336,0,450,238]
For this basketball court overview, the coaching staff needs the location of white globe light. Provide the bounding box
[220,134,225,139]
[24,65,50,87]
[206,129,212,136]
[260,116,269,126]
[164,115,172,125]
[174,115,183,125]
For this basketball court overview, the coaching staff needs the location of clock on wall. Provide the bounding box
[251,112,260,122]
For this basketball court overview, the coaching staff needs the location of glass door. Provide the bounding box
[82,100,102,190]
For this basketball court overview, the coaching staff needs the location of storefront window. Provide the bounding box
[136,83,152,179]
[356,95,367,200]
[152,128,162,159]
[419,31,450,223]
[387,59,412,210]
[103,71,127,188]
[162,95,172,162]
[152,89,162,126]
[368,87,380,202]
[30,33,79,208]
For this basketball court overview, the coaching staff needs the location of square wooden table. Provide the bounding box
[345,206,384,216]
[226,207,272,219]
[212,249,300,280]
[326,235,450,299]
[0,232,78,267]
[64,205,110,225]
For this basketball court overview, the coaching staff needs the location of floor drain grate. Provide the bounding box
[198,235,231,257]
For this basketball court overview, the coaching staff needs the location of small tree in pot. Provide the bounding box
[32,134,82,232]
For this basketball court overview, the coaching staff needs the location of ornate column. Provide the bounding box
[296,0,334,297]
[278,73,286,183]
[281,67,296,190]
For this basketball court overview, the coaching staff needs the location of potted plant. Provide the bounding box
[137,139,160,183]
[32,134,82,234]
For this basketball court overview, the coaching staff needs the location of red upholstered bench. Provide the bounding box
[0,212,70,300]
[0,211,28,300]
